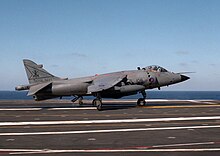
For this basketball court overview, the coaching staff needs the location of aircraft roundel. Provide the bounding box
[149,77,154,83]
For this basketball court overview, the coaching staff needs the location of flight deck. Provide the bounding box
[0,99,220,156]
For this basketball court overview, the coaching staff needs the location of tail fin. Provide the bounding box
[23,59,60,84]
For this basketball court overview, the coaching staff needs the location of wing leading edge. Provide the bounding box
[88,73,127,93]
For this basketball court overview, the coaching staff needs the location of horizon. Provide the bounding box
[1,90,220,92]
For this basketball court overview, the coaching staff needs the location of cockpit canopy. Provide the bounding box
[142,65,168,72]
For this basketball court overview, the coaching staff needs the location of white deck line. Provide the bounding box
[1,116,220,126]
[5,148,220,155]
[0,125,220,136]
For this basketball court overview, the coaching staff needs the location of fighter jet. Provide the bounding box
[15,59,190,110]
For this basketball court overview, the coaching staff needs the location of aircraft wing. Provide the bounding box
[88,73,126,93]
[28,82,51,96]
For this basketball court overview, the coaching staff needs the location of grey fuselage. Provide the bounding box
[36,69,184,100]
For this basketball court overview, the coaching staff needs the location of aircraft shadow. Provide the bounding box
[100,104,136,111]
[0,102,198,111]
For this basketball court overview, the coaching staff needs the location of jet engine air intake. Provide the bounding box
[115,85,145,93]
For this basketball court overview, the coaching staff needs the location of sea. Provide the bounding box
[0,91,220,100]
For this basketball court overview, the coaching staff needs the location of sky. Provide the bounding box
[0,0,220,91]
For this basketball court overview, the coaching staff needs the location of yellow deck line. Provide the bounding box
[143,104,220,109]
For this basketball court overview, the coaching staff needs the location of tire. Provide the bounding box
[95,99,102,111]
[92,99,96,106]
[137,98,146,106]
[97,103,102,111]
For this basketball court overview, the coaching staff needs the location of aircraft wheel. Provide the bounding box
[92,99,96,106]
[94,99,102,111]
[137,98,146,106]
[78,97,83,105]
[79,100,83,105]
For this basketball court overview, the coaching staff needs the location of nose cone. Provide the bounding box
[181,75,190,82]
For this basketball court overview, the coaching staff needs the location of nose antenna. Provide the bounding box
[176,72,196,74]
[181,75,190,81]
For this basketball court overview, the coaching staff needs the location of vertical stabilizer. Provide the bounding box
[23,59,60,84]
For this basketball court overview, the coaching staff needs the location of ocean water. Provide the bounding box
[0,91,220,100]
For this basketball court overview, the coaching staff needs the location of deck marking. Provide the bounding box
[1,141,220,154]
[49,107,96,110]
[0,125,220,136]
[1,116,220,126]
[0,107,96,111]
[0,108,42,111]
[152,142,215,148]
[6,148,220,154]
[145,105,220,109]
[1,105,220,111]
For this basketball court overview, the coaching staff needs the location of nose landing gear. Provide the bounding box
[137,91,146,106]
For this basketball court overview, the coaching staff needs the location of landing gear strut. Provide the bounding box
[92,93,103,111]
[71,96,83,105]
[137,91,146,106]
[78,96,83,105]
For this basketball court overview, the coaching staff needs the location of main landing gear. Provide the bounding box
[92,93,103,111]
[137,91,146,106]
[92,99,102,111]
[71,91,146,110]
